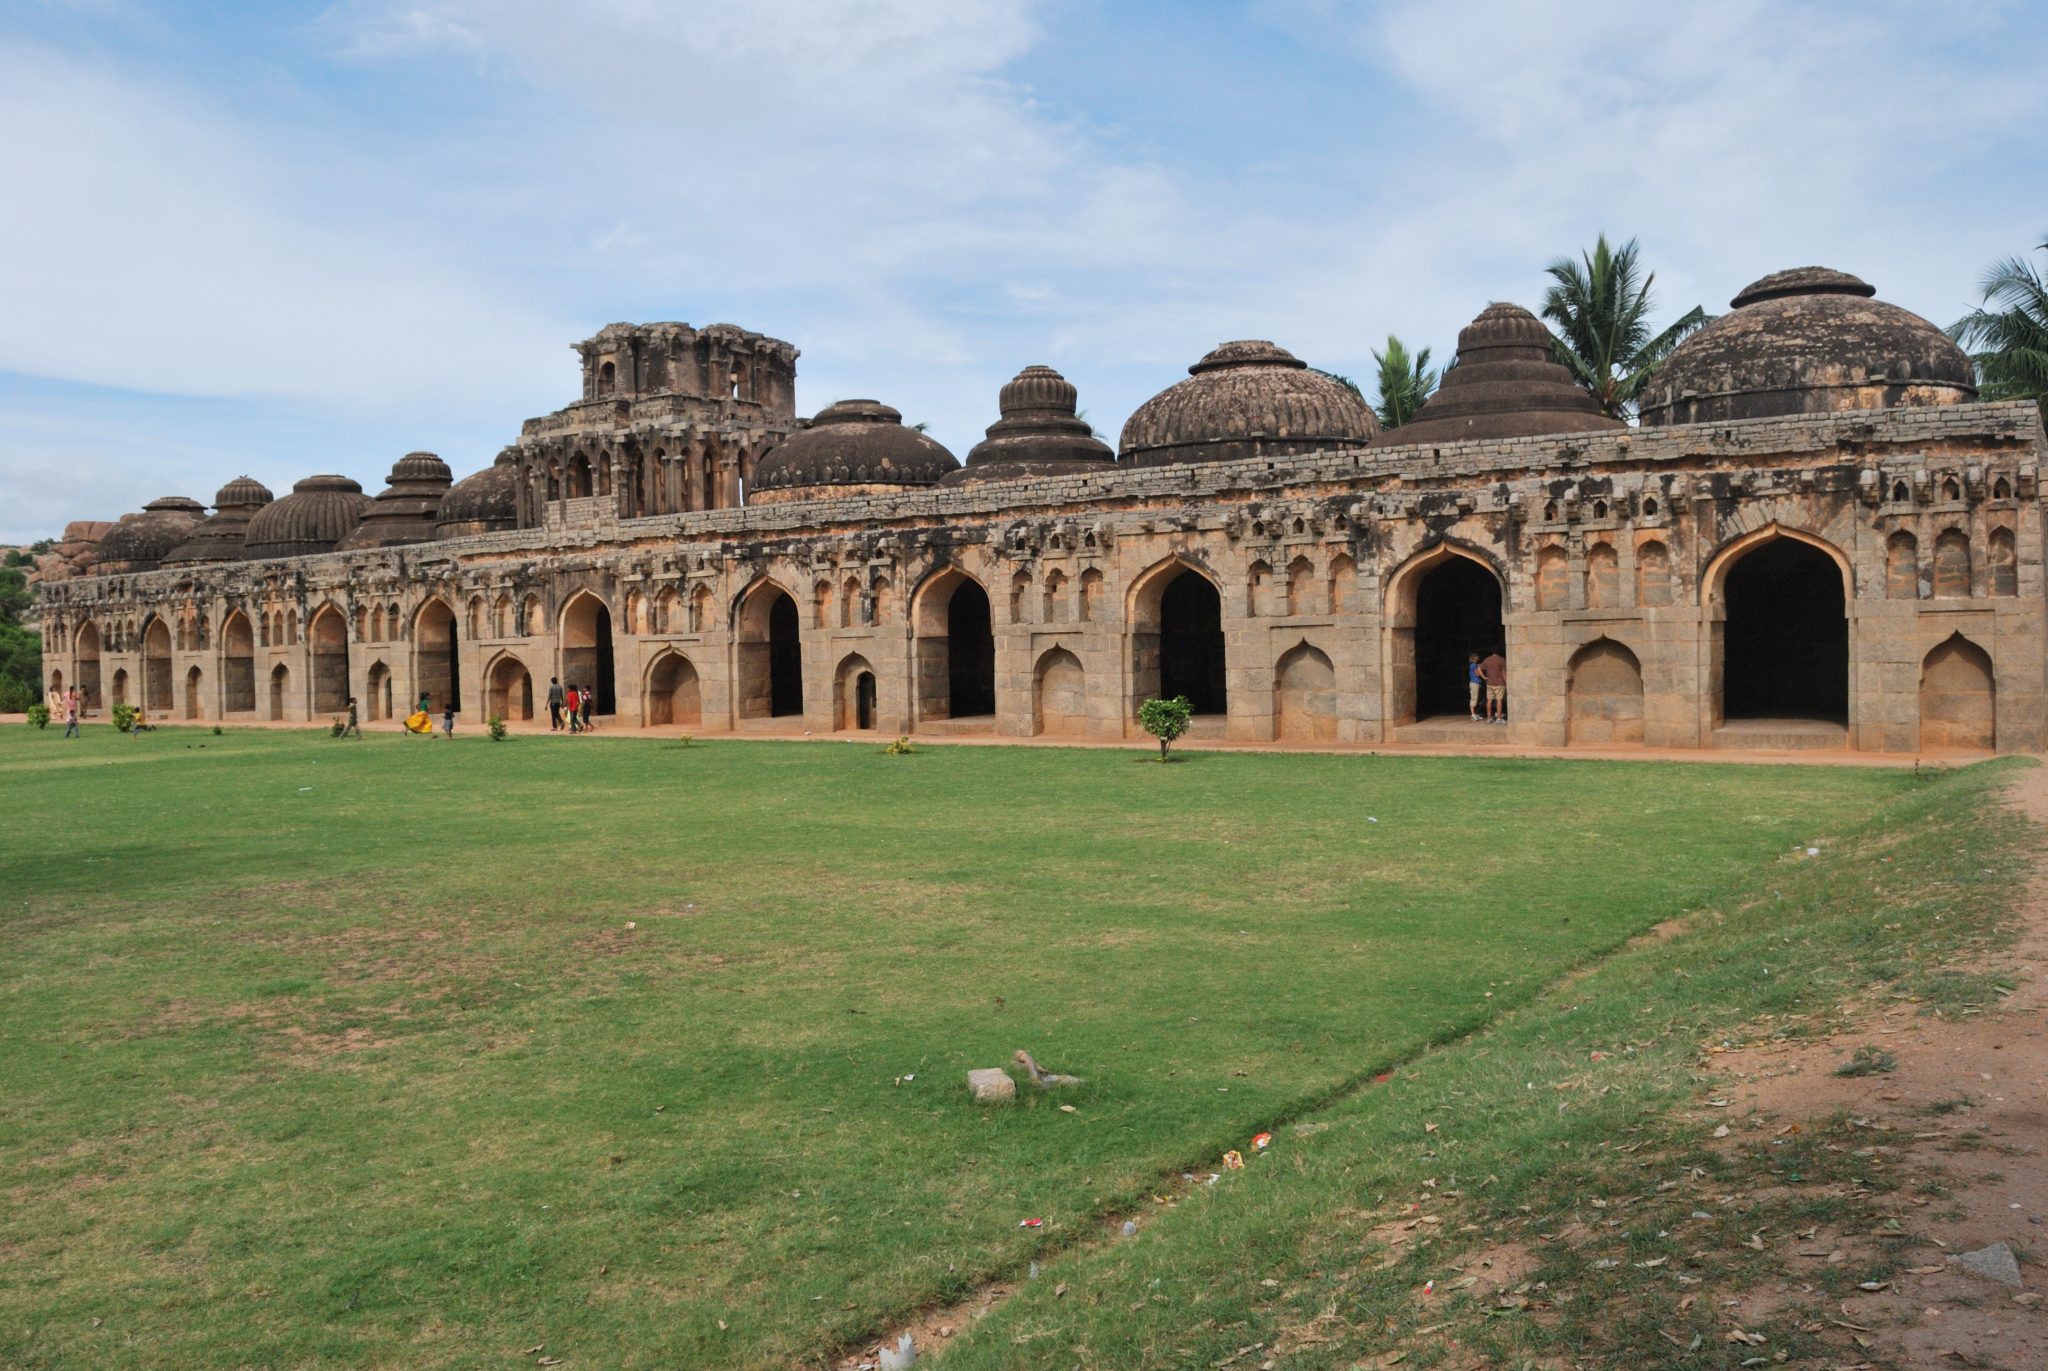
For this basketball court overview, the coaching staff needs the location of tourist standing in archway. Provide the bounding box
[1479,648,1507,723]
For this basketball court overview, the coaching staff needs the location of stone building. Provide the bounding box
[37,278,2048,754]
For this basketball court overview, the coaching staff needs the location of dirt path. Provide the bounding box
[1694,764,2048,1367]
[1,711,1964,769]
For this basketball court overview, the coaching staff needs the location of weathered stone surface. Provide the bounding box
[751,400,958,504]
[32,302,2048,748]
[1120,340,1381,467]
[967,1068,1016,1103]
[1955,1242,2023,1287]
[1641,267,1976,426]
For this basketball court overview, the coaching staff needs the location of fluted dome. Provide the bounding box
[338,452,455,550]
[1393,304,1624,445]
[1119,341,1381,467]
[94,496,207,574]
[748,399,960,505]
[164,477,276,565]
[941,365,1116,487]
[241,475,371,560]
[1640,268,1976,427]
[435,449,521,537]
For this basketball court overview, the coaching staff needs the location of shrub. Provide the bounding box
[111,703,138,734]
[0,678,33,713]
[25,702,51,729]
[487,715,509,742]
[883,736,916,755]
[678,734,694,748]
[212,725,224,736]
[329,718,347,738]
[1834,1045,1898,1077]
[1138,695,1194,761]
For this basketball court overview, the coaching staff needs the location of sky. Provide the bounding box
[1,0,2044,544]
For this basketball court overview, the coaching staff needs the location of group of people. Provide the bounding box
[544,677,597,733]
[336,693,454,739]
[1466,650,1508,724]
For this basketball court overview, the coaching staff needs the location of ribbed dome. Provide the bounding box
[1392,304,1624,445]
[164,477,276,565]
[749,399,959,504]
[435,449,520,537]
[1640,267,1977,427]
[941,365,1115,487]
[1119,341,1380,467]
[339,452,455,550]
[94,496,207,574]
[241,475,371,560]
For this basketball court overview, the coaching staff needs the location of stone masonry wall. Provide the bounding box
[37,401,2048,754]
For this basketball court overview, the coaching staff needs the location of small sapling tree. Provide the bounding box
[1139,695,1193,761]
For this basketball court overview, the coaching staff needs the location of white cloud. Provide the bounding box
[0,41,567,414]
[0,0,2041,540]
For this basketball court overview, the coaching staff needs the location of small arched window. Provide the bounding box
[1641,496,1658,517]
[1994,476,2013,500]
[1942,476,1961,502]
[1891,480,1910,503]
[597,360,617,396]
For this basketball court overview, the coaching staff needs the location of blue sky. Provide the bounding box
[2,0,2044,543]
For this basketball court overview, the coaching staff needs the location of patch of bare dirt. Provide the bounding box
[1682,764,2048,1368]
[831,1280,1020,1371]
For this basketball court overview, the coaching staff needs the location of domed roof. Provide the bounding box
[339,452,455,550]
[435,449,520,537]
[749,399,959,502]
[164,477,276,565]
[1639,267,1976,427]
[241,475,371,560]
[941,365,1115,487]
[1119,340,1381,467]
[94,496,207,574]
[1392,303,1624,445]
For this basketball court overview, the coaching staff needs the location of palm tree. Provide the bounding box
[1541,235,1707,420]
[1949,236,2048,407]
[1369,336,1439,429]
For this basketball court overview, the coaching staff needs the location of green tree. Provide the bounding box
[1949,235,2048,407]
[1541,235,1707,420]
[0,566,30,623]
[0,566,41,706]
[1138,695,1193,761]
[1370,336,1439,429]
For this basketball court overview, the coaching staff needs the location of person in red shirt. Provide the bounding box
[1478,650,1508,723]
[565,684,582,733]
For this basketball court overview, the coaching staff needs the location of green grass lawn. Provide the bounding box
[0,725,1984,1369]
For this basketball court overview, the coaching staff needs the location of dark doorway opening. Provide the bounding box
[561,596,617,715]
[946,581,996,717]
[1723,539,1847,721]
[856,672,876,730]
[1413,557,1503,719]
[769,593,803,716]
[416,600,461,716]
[1160,572,1227,714]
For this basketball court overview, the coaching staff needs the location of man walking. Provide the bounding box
[343,696,363,739]
[1478,648,1508,724]
[546,676,565,731]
